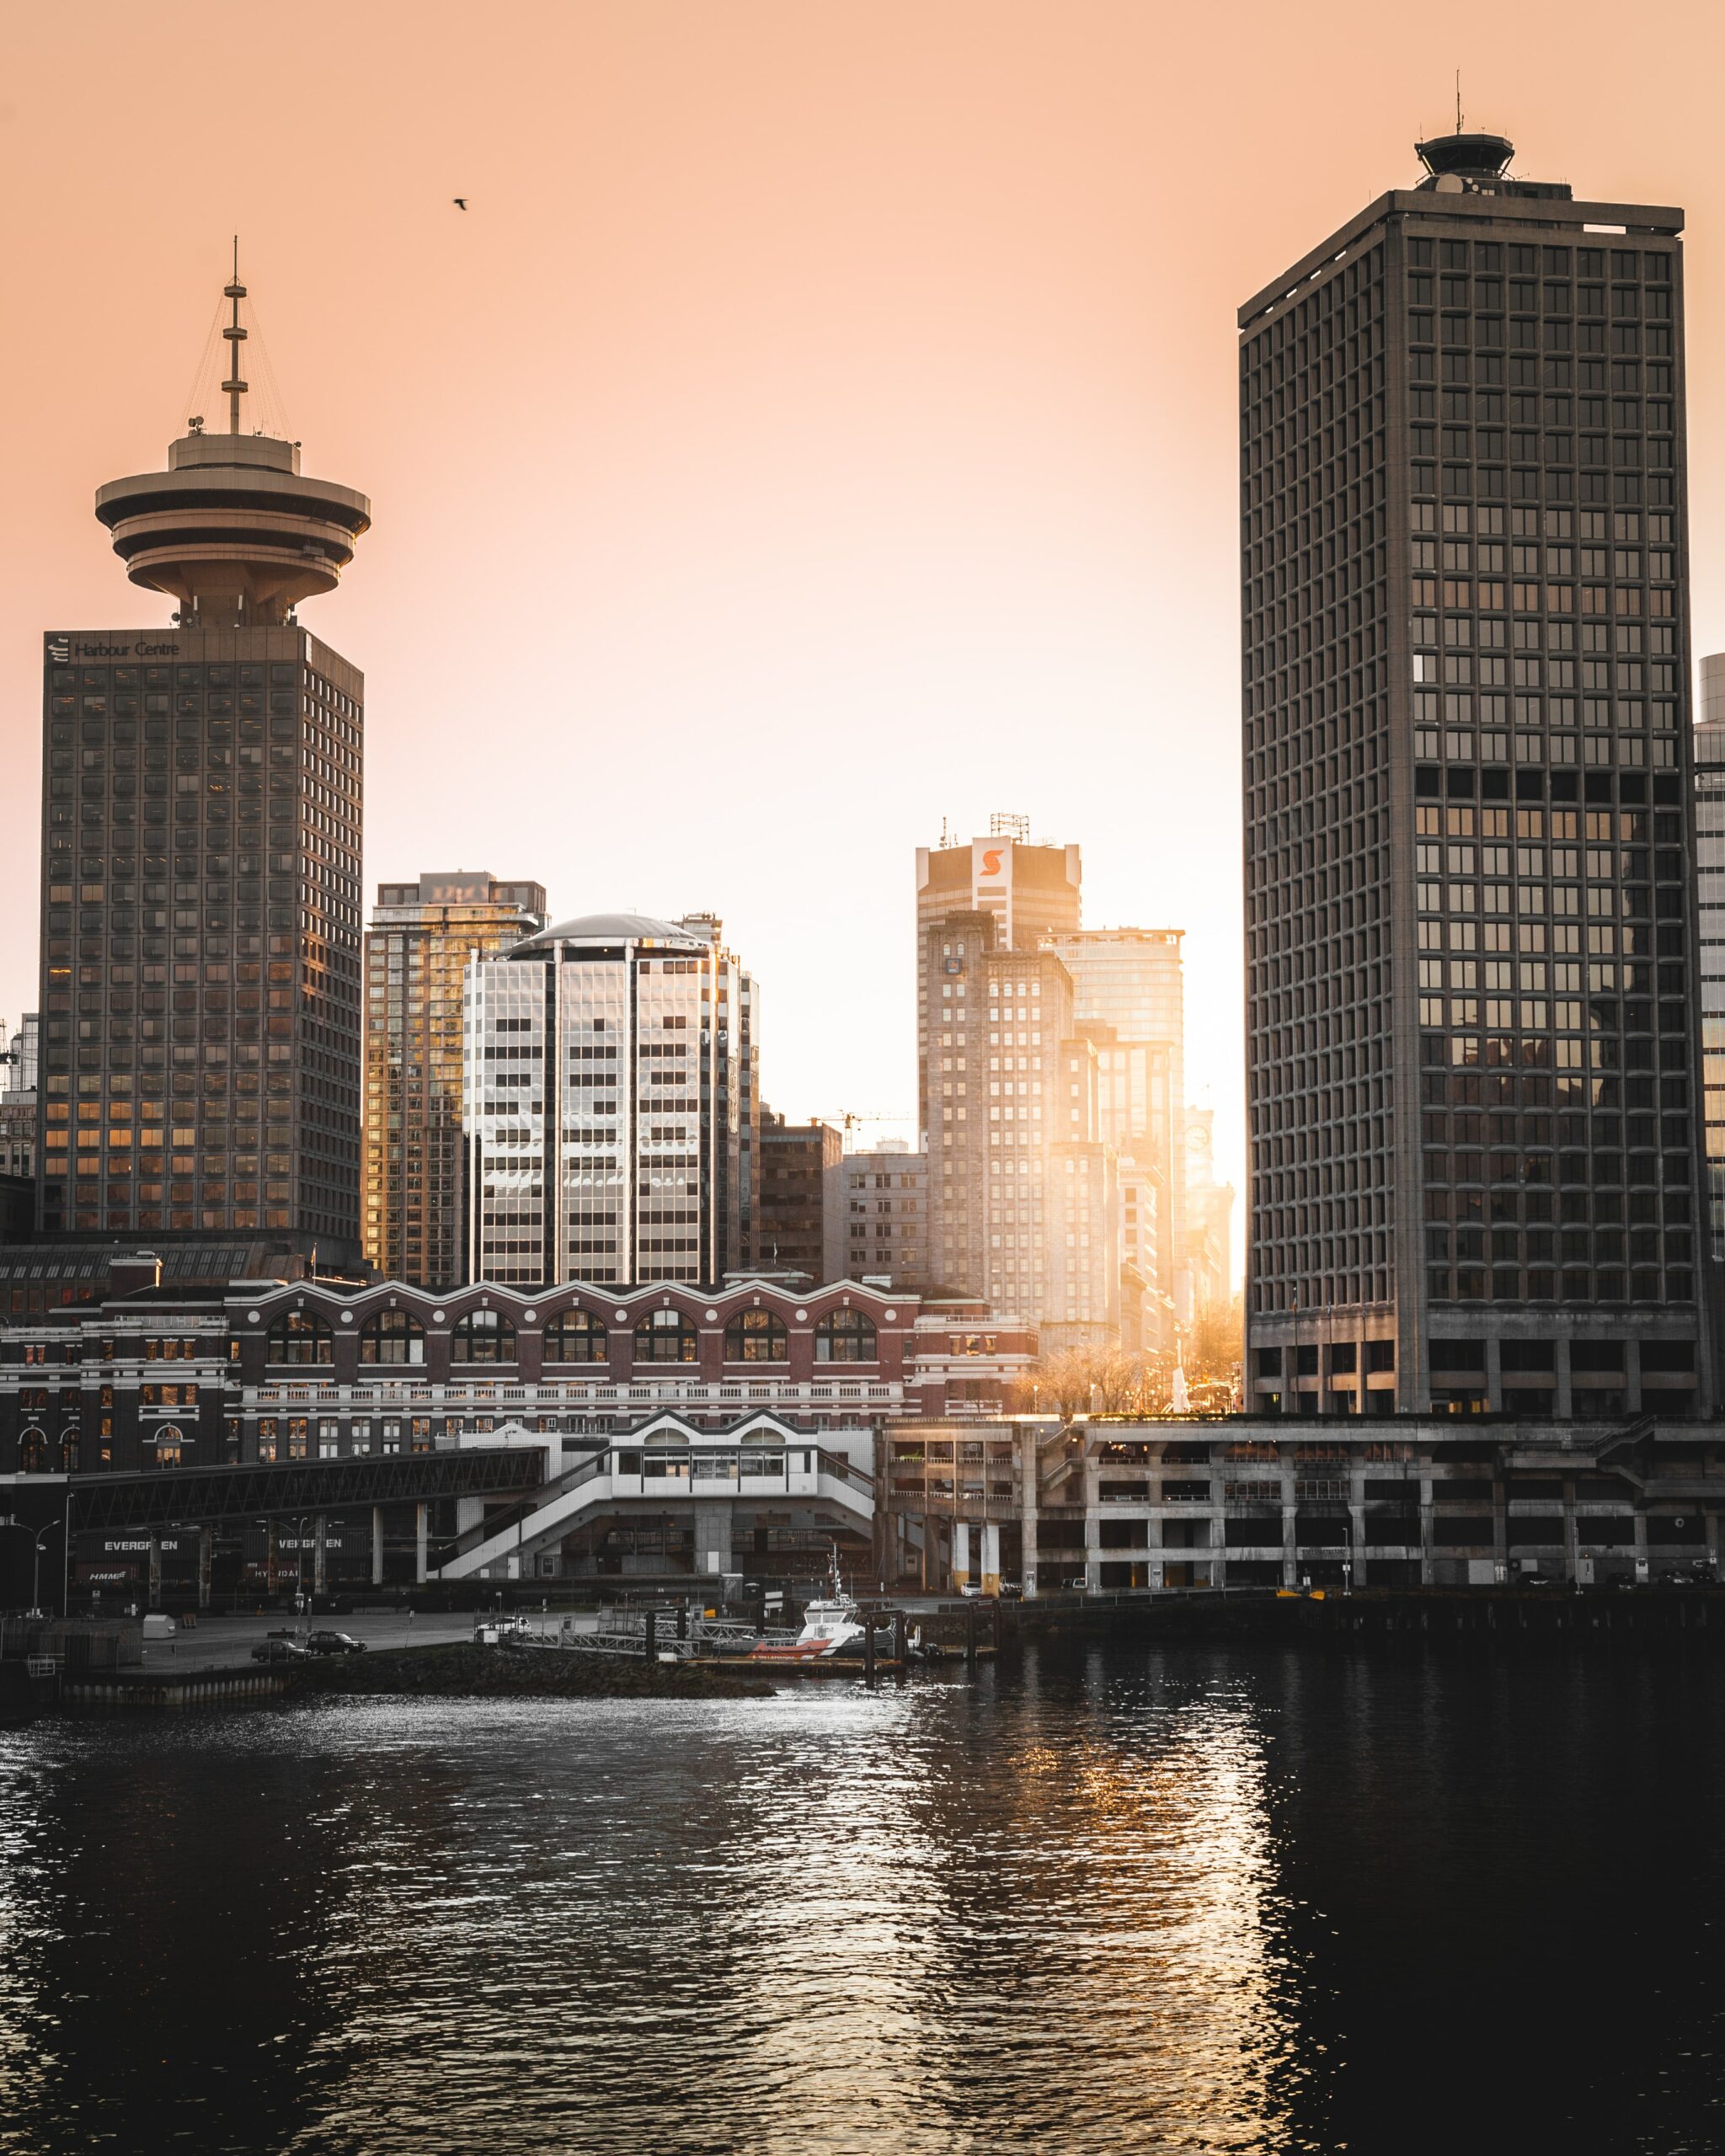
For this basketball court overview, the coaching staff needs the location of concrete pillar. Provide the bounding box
[1019,1428,1040,1597]
[1626,1339,1643,1414]
[1348,1500,1368,1589]
[414,1503,429,1586]
[198,1527,213,1612]
[1555,1339,1574,1419]
[1562,1480,1579,1584]
[1492,1472,1508,1584]
[313,1518,327,1598]
[1706,1508,1720,1578]
[697,1499,734,1577]
[1418,1473,1434,1587]
[1484,1337,1503,1413]
[1280,1497,1297,1588]
[952,1521,970,1593]
[371,1507,386,1588]
[1633,1508,1649,1584]
[147,1534,162,1610]
[980,1523,1001,1598]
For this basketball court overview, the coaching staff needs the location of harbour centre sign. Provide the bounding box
[46,635,181,662]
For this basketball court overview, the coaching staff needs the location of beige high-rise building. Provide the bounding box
[921,909,1118,1348]
[1044,927,1186,1325]
[825,1141,928,1286]
[363,873,547,1285]
[916,817,1081,1141]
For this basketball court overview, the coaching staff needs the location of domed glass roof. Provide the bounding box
[512,911,704,953]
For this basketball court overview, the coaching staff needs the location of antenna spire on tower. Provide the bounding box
[222,236,249,435]
[1455,70,1463,133]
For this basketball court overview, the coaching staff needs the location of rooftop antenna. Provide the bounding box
[222,237,248,435]
[1455,70,1463,133]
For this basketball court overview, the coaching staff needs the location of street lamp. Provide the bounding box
[0,1518,63,1615]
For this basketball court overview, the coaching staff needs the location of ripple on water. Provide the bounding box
[3,1641,1725,2155]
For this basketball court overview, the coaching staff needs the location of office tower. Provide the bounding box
[680,911,761,1271]
[0,1017,40,1180]
[38,261,370,1262]
[1241,128,1709,1416]
[1182,1106,1235,1314]
[756,1113,841,1276]
[363,873,548,1286]
[921,910,1117,1343]
[1044,927,1186,1316]
[825,1142,929,1285]
[916,816,1081,1139]
[1696,652,1725,1262]
[464,911,756,1287]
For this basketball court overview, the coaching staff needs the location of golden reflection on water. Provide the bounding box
[0,1655,1312,2156]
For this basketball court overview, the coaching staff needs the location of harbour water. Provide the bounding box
[2,1638,1723,2154]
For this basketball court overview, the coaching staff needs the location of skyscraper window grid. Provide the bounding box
[1239,132,1709,1415]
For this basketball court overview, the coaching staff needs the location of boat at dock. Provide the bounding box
[746,1550,891,1663]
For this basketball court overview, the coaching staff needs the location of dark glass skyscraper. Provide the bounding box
[1239,130,1711,1417]
[36,264,371,1263]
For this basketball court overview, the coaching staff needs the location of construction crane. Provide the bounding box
[809,1109,913,1150]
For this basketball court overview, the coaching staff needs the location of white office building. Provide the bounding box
[464,912,756,1287]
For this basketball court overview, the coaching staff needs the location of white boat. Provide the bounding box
[747,1549,873,1662]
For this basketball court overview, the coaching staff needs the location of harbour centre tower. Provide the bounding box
[1240,131,1712,1417]
[36,263,370,1263]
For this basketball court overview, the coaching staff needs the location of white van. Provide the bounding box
[142,1613,177,1641]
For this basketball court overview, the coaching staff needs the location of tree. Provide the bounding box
[1183,1292,1244,1410]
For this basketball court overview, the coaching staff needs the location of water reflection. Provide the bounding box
[4,1641,1725,2153]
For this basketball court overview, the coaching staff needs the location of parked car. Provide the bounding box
[266,1625,299,1641]
[251,1638,311,1663]
[306,1630,366,1656]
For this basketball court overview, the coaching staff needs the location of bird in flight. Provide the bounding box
[453,197,468,211]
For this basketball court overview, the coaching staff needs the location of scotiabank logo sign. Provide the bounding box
[974,840,1010,889]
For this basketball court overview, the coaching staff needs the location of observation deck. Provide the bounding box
[95,429,371,627]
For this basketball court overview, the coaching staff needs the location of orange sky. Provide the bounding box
[6,0,1725,1218]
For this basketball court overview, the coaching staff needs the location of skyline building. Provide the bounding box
[363,872,548,1287]
[921,908,1118,1346]
[756,1112,841,1278]
[1695,651,1725,1262]
[916,817,1081,1142]
[463,910,757,1289]
[35,260,371,1264]
[1240,128,1711,1416]
[0,1016,40,1182]
[825,1140,929,1287]
[1044,926,1187,1327]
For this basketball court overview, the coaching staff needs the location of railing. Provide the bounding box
[440,1439,878,1579]
[250,1378,905,1411]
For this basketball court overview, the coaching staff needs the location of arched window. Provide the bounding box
[543,1310,607,1364]
[814,1309,877,1363]
[451,1310,516,1364]
[724,1308,788,1363]
[152,1426,184,1470]
[633,1308,697,1363]
[19,1428,45,1474]
[266,1309,333,1365]
[360,1310,425,1365]
[59,1432,80,1474]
